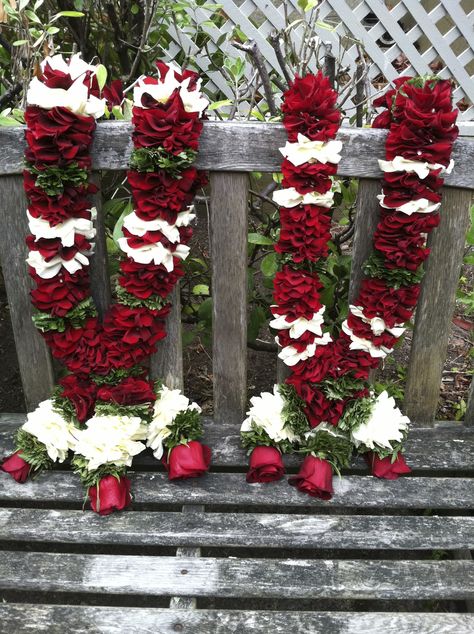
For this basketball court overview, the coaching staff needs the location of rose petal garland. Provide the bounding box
[0,56,211,514]
[241,74,458,498]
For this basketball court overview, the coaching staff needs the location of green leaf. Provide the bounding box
[46,26,59,34]
[130,3,140,14]
[198,297,212,323]
[25,9,41,23]
[192,284,209,296]
[95,64,108,91]
[208,99,232,110]
[260,252,278,277]
[12,40,29,46]
[56,10,85,17]
[248,232,274,246]
[112,202,133,244]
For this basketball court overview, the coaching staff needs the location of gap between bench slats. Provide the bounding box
[0,509,472,550]
[1,606,473,634]
[0,552,472,600]
[0,472,473,509]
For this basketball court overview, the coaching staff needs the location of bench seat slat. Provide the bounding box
[1,471,473,509]
[1,606,473,634]
[0,508,472,550]
[0,552,472,599]
[1,418,473,471]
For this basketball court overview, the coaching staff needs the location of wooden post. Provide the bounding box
[465,378,474,427]
[348,179,381,303]
[404,188,472,425]
[150,286,184,390]
[89,173,112,319]
[210,172,249,425]
[0,175,55,409]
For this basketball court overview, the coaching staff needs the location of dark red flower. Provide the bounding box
[365,452,411,480]
[97,377,155,406]
[104,79,124,110]
[163,441,211,480]
[272,266,323,320]
[89,475,132,515]
[289,456,334,499]
[246,446,285,483]
[119,259,183,299]
[59,374,98,423]
[1,451,31,483]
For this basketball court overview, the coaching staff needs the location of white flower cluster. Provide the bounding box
[27,54,106,118]
[21,400,77,463]
[72,415,148,471]
[146,385,201,459]
[341,305,406,359]
[280,134,343,167]
[351,391,409,451]
[273,188,334,209]
[270,307,332,366]
[240,385,298,444]
[26,208,97,279]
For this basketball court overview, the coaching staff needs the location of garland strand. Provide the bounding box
[241,74,458,498]
[1,56,211,515]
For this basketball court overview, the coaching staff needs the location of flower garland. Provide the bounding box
[1,55,211,515]
[241,74,458,498]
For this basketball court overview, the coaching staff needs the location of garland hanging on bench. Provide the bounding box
[241,73,458,499]
[1,55,211,515]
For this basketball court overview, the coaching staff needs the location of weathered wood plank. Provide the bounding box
[1,606,473,634]
[0,175,54,409]
[150,286,183,389]
[1,123,473,188]
[89,173,111,319]
[169,504,204,609]
[0,509,472,550]
[0,471,473,509]
[1,417,473,471]
[210,172,249,425]
[348,179,381,303]
[404,188,472,424]
[0,552,472,599]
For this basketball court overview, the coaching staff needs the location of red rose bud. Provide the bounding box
[1,451,31,483]
[163,441,211,480]
[365,452,411,480]
[289,456,334,500]
[246,446,285,483]
[89,475,132,516]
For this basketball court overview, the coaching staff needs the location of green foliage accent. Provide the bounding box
[337,396,374,433]
[90,366,144,386]
[358,434,407,462]
[94,401,153,424]
[32,298,97,333]
[240,423,294,455]
[364,253,423,289]
[71,454,128,488]
[26,162,89,196]
[162,408,204,451]
[322,375,367,401]
[129,147,197,178]
[301,426,353,471]
[51,389,80,426]
[278,383,309,437]
[15,429,53,474]
[115,286,169,311]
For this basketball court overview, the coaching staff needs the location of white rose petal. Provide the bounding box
[273,187,334,209]
[351,391,410,451]
[280,134,343,167]
[349,305,406,338]
[26,249,91,279]
[42,53,97,81]
[179,77,209,115]
[342,320,392,358]
[133,72,180,107]
[22,400,76,463]
[27,208,96,247]
[378,156,453,180]
[277,332,332,367]
[117,238,189,271]
[122,208,195,244]
[377,194,441,215]
[27,74,106,119]
[270,307,326,339]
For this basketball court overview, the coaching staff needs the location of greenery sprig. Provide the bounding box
[364,253,423,289]
[300,426,353,472]
[32,298,97,333]
[26,162,89,196]
[129,147,197,178]
[90,366,145,386]
[116,286,169,311]
[15,429,53,474]
[71,455,128,489]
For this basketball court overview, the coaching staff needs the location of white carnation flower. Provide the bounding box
[147,386,201,459]
[72,415,148,471]
[270,307,326,339]
[117,237,189,271]
[351,391,410,451]
[22,400,76,463]
[241,385,297,444]
[27,208,96,247]
[273,187,334,209]
[280,134,343,167]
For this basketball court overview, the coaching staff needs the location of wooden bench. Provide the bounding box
[0,121,473,633]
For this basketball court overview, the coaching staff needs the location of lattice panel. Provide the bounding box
[165,0,474,134]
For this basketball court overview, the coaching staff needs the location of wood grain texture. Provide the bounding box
[150,286,183,389]
[0,471,473,509]
[1,417,474,471]
[210,172,249,425]
[404,188,472,424]
[348,179,381,303]
[1,122,473,188]
[0,552,472,599]
[1,607,473,634]
[89,173,111,319]
[0,175,54,409]
[169,504,204,609]
[0,508,472,550]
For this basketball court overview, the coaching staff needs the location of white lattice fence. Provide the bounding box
[166,0,474,135]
